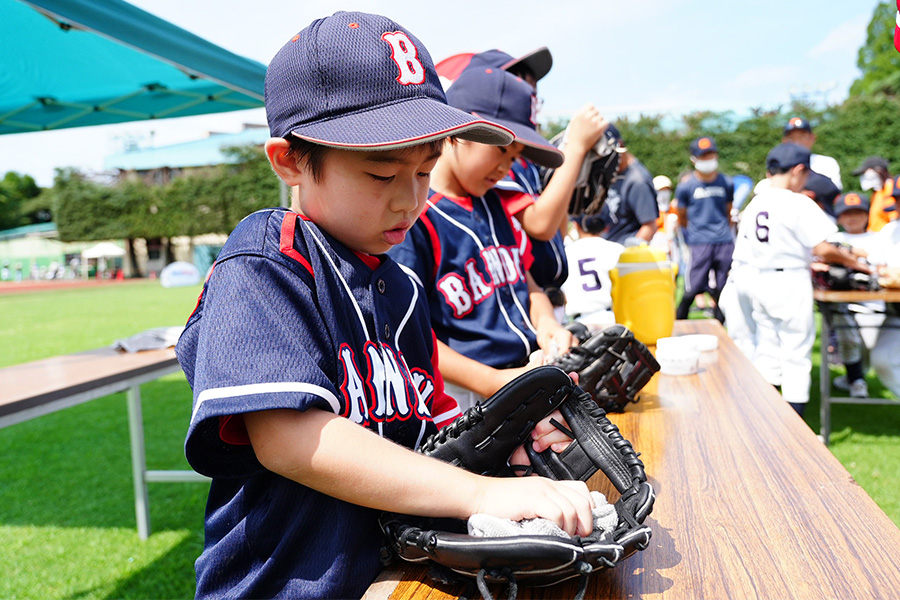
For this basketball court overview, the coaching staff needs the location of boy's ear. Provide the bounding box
[265,138,304,185]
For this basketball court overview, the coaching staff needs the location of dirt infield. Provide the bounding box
[0,278,150,296]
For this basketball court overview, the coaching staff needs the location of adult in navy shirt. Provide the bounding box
[598,126,659,244]
[674,136,734,322]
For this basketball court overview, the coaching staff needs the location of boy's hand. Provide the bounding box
[472,475,595,537]
[565,104,609,156]
[537,323,576,361]
[509,409,574,469]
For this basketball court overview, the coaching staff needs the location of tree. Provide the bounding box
[850,1,900,97]
[0,171,41,230]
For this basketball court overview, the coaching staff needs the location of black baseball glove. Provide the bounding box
[379,366,654,599]
[552,324,660,413]
[812,264,879,292]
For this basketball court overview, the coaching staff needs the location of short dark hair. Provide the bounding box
[285,136,445,183]
[285,136,330,182]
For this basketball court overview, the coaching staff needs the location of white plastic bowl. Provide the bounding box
[681,334,718,352]
[655,336,694,352]
[656,346,700,376]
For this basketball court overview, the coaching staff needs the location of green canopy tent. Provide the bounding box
[0,0,266,135]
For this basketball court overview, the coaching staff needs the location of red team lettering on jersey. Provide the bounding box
[437,244,525,318]
[338,341,432,426]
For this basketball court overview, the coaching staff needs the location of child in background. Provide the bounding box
[826,193,882,397]
[721,143,868,416]
[176,13,595,599]
[559,214,624,331]
[390,65,577,410]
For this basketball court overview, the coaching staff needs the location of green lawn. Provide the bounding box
[1,281,206,600]
[1,281,898,599]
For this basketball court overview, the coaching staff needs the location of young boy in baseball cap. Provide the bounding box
[176,12,594,599]
[721,143,868,416]
[389,65,579,410]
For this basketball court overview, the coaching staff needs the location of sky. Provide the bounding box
[0,0,884,187]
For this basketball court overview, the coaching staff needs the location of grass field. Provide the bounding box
[1,280,898,599]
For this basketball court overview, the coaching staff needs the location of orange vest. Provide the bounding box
[868,177,897,232]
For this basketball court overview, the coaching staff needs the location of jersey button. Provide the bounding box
[377,279,386,294]
[384,324,391,338]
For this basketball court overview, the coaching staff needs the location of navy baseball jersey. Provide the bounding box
[599,159,658,244]
[675,173,735,244]
[176,207,459,599]
[389,189,538,369]
[495,157,569,289]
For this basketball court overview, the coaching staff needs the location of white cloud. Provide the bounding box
[807,13,869,58]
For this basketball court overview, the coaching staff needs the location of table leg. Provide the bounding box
[819,312,831,445]
[126,385,151,540]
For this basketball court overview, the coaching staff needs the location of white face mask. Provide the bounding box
[694,158,718,174]
[656,189,672,211]
[860,169,883,192]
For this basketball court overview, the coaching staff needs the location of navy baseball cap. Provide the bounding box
[852,156,890,175]
[802,170,840,209]
[446,67,564,168]
[436,47,553,87]
[766,143,811,172]
[606,123,625,147]
[470,47,553,82]
[833,192,870,217]
[690,136,718,157]
[784,117,812,134]
[264,11,514,150]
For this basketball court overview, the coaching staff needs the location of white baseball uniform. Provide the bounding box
[722,187,837,404]
[827,231,885,358]
[559,235,624,331]
[864,221,900,398]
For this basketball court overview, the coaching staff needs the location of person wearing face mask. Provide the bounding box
[851,156,896,232]
[674,136,735,323]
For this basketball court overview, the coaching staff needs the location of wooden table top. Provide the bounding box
[365,320,900,600]
[813,288,900,303]
[0,346,179,422]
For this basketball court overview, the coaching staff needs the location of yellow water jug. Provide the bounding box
[609,244,676,345]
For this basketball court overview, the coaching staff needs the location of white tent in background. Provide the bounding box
[81,242,126,259]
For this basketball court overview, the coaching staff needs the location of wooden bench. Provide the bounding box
[364,320,900,599]
[0,346,208,540]
[813,288,900,444]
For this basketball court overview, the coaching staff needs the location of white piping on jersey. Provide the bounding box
[193,382,341,421]
[302,220,388,435]
[493,179,525,192]
[302,220,370,337]
[481,197,538,338]
[507,174,564,281]
[426,199,534,354]
[398,262,425,289]
[394,267,432,450]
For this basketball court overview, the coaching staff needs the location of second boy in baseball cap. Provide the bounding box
[390,66,577,410]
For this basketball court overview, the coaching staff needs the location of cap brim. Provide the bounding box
[474,112,564,168]
[289,97,513,150]
[502,47,553,81]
